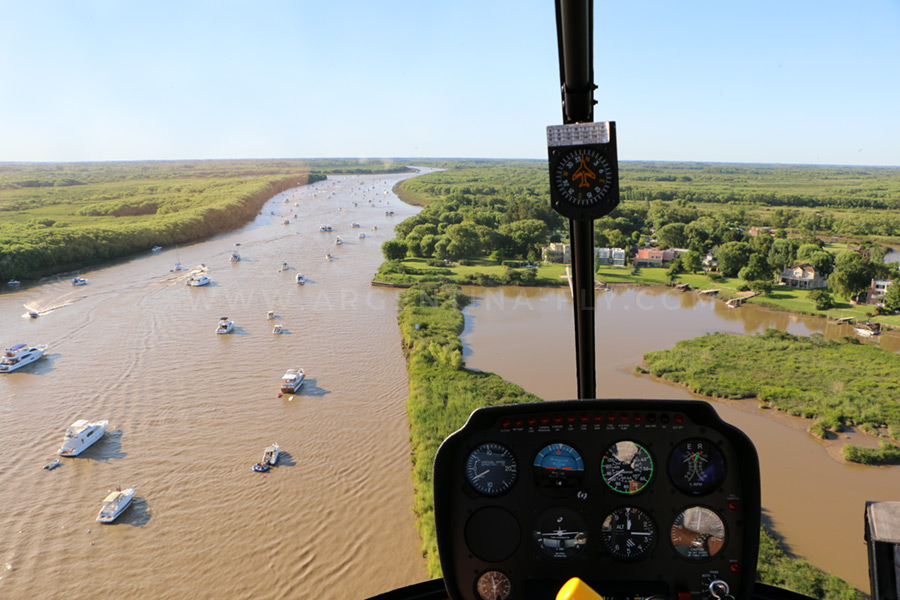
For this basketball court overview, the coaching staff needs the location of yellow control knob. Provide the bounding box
[557,577,604,600]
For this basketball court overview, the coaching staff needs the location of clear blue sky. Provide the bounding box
[1,0,898,166]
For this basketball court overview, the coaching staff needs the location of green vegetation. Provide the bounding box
[757,526,867,600]
[399,282,542,576]
[642,329,900,457]
[0,159,413,281]
[842,440,900,465]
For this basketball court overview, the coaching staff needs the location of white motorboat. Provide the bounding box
[151,246,163,253]
[273,324,284,334]
[854,321,881,337]
[7,279,21,285]
[335,236,343,245]
[58,419,109,456]
[96,488,135,523]
[319,225,332,232]
[324,253,333,261]
[263,443,280,466]
[352,222,360,228]
[0,343,48,373]
[28,311,39,319]
[230,251,241,262]
[295,273,306,285]
[72,277,87,286]
[281,368,304,393]
[358,232,366,239]
[186,273,210,286]
[171,262,183,272]
[267,310,275,319]
[216,317,234,334]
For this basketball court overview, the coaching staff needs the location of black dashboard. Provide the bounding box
[432,399,761,600]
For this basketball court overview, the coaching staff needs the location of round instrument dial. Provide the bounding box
[600,506,657,560]
[553,148,615,208]
[533,442,585,494]
[465,443,517,496]
[601,441,654,495]
[476,570,512,600]
[670,506,727,561]
[532,507,588,560]
[669,439,726,495]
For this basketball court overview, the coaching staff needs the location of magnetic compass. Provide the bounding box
[547,121,619,221]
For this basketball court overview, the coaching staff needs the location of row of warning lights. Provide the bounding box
[499,413,685,429]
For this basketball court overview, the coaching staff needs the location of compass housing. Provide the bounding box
[547,121,619,221]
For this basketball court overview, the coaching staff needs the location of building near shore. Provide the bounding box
[779,263,828,289]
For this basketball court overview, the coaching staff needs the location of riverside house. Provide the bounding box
[779,263,828,289]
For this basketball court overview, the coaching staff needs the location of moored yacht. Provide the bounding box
[281,368,304,393]
[0,344,48,373]
[263,443,280,465]
[96,488,135,523]
[58,419,109,456]
[216,317,234,334]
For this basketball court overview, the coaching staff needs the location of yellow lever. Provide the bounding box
[557,577,604,600]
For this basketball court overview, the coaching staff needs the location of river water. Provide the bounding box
[0,172,429,600]
[461,285,900,591]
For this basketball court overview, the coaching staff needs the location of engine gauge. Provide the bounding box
[533,442,585,494]
[669,439,726,495]
[601,441,654,495]
[600,506,657,560]
[465,443,518,496]
[533,507,588,560]
[475,570,512,600]
[670,506,726,561]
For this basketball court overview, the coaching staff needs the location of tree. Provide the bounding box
[829,251,872,300]
[381,239,408,261]
[882,280,900,312]
[796,244,835,277]
[444,222,482,259]
[739,254,772,282]
[808,289,835,311]
[656,222,687,249]
[768,238,798,273]
[682,250,702,274]
[715,242,754,277]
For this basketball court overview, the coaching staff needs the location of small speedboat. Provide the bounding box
[324,253,333,261]
[216,317,234,334]
[171,262,183,272]
[43,459,61,470]
[7,279,21,286]
[273,324,284,334]
[186,273,210,286]
[319,225,332,232]
[58,419,109,456]
[295,273,306,285]
[352,222,360,228]
[263,443,280,466]
[230,251,241,262]
[854,321,881,337]
[28,311,39,319]
[0,343,48,373]
[335,236,343,245]
[267,310,275,320]
[151,246,163,253]
[96,488,135,523]
[72,277,87,286]
[252,461,270,473]
[281,368,304,392]
[358,232,366,239]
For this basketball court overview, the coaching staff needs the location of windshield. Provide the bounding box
[0,2,898,600]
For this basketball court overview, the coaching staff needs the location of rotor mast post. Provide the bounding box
[555,0,597,399]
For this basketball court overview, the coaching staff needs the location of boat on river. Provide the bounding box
[335,236,343,245]
[273,324,284,334]
[0,343,48,373]
[43,459,61,470]
[72,277,87,286]
[281,368,304,392]
[96,487,134,523]
[7,279,20,286]
[854,321,881,337]
[296,273,306,285]
[186,273,210,286]
[151,246,163,253]
[58,419,108,456]
[319,225,332,232]
[230,251,241,262]
[216,317,234,334]
[252,444,280,472]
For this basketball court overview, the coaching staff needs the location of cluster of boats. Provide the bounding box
[41,419,134,522]
[252,443,280,472]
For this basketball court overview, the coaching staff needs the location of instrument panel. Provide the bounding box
[433,399,760,600]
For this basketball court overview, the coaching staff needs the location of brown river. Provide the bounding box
[0,172,429,600]
[1,171,896,598]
